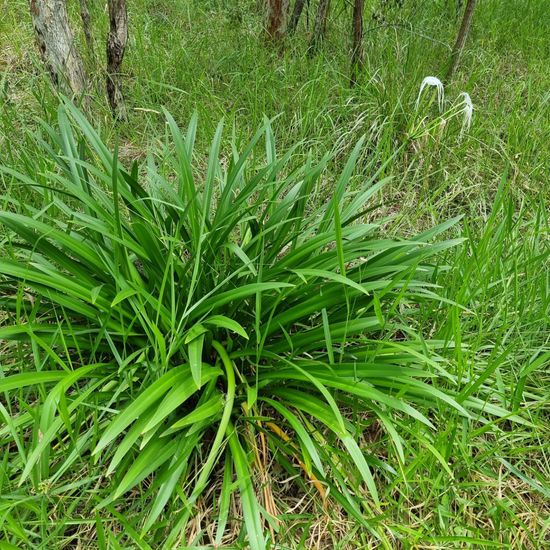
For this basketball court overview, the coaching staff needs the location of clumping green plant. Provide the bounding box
[0,103,515,548]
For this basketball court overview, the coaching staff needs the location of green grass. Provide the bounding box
[1,0,549,548]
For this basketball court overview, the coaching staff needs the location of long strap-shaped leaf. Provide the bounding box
[93,365,211,456]
[227,421,266,550]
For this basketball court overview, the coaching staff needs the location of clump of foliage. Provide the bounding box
[0,103,512,547]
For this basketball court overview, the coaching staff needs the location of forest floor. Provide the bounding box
[1,0,549,548]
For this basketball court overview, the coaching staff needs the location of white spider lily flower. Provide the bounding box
[416,76,445,112]
[457,91,473,134]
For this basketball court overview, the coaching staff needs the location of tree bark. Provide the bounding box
[266,0,288,41]
[308,0,330,57]
[29,0,87,97]
[350,0,364,87]
[106,0,128,119]
[288,0,306,34]
[446,0,476,79]
[79,0,95,57]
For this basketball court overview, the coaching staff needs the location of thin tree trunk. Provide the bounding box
[79,0,95,57]
[350,0,364,87]
[308,0,330,57]
[106,0,128,119]
[446,0,476,79]
[29,0,87,97]
[288,0,306,34]
[266,0,288,41]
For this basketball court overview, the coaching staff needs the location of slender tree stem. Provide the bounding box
[106,0,128,119]
[288,0,306,34]
[350,0,364,87]
[447,0,476,79]
[79,0,95,57]
[308,0,331,56]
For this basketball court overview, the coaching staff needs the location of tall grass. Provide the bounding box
[0,0,549,547]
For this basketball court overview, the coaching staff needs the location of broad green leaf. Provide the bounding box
[0,371,67,393]
[204,315,249,340]
[161,394,224,436]
[291,268,372,296]
[143,367,220,434]
[111,287,139,307]
[184,323,208,344]
[112,438,179,500]
[93,366,190,456]
[188,333,205,388]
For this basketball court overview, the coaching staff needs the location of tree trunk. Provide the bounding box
[350,0,364,87]
[288,0,306,34]
[446,0,476,79]
[106,0,128,120]
[79,0,95,57]
[266,0,288,41]
[29,0,87,97]
[308,0,330,57]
